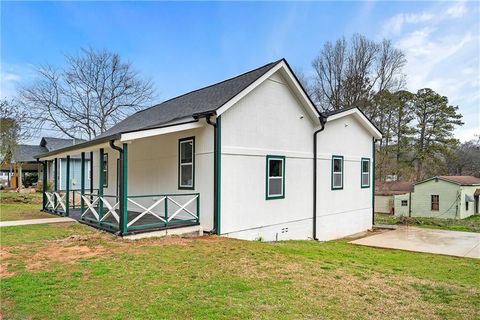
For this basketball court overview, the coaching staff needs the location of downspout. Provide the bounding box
[109,140,125,236]
[313,115,327,240]
[206,115,220,234]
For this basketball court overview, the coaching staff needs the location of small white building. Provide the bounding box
[37,59,382,241]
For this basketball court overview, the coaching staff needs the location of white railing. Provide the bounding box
[80,194,119,223]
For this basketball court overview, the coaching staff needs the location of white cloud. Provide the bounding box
[382,1,479,142]
[446,1,467,18]
[382,12,434,36]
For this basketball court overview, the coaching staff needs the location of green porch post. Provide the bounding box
[121,143,128,234]
[99,148,104,220]
[65,155,70,217]
[90,152,94,194]
[80,152,85,215]
[54,158,58,211]
[42,161,47,211]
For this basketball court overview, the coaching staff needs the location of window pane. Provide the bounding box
[333,173,342,187]
[333,158,342,172]
[269,159,282,177]
[180,141,193,163]
[362,160,369,173]
[180,165,193,187]
[269,178,282,196]
[362,173,369,186]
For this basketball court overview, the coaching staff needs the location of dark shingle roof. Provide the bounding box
[13,145,48,162]
[40,137,86,152]
[97,60,282,138]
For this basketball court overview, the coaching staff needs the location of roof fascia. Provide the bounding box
[120,120,203,142]
[326,108,382,139]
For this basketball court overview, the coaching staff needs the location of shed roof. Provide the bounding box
[13,137,86,163]
[375,181,414,196]
[40,137,86,152]
[417,176,480,186]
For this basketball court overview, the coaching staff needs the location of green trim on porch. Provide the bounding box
[122,143,128,234]
[99,148,104,221]
[217,116,222,235]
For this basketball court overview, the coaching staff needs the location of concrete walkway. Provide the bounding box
[0,217,76,227]
[351,226,480,259]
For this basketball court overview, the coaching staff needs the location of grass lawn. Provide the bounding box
[0,192,55,221]
[375,213,480,233]
[1,223,479,319]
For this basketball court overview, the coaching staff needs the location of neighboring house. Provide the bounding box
[394,176,480,219]
[375,181,414,214]
[37,59,382,241]
[0,137,90,190]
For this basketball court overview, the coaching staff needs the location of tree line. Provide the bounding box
[301,34,474,180]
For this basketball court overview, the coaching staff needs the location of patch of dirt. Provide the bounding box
[27,245,108,271]
[0,264,14,278]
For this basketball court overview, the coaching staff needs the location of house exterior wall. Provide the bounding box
[220,72,316,241]
[219,71,374,241]
[375,195,393,214]
[409,179,460,219]
[459,185,478,219]
[315,115,373,241]
[394,193,410,217]
[59,158,90,191]
[91,126,215,230]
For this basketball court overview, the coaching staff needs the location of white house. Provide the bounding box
[36,59,382,241]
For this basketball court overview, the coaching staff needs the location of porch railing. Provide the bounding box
[126,193,200,231]
[73,192,199,233]
[80,193,120,231]
[44,189,99,215]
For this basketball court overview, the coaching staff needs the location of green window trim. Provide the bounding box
[103,153,108,188]
[265,155,285,200]
[178,136,195,190]
[361,157,370,188]
[331,155,344,190]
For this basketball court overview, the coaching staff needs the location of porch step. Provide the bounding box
[123,225,203,240]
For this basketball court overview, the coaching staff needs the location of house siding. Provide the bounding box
[219,70,374,241]
[58,158,90,191]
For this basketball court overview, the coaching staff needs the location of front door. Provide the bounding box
[475,195,479,214]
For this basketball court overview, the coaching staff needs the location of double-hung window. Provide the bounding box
[266,155,285,199]
[431,195,439,211]
[103,153,108,188]
[331,156,343,190]
[178,137,195,189]
[361,158,370,188]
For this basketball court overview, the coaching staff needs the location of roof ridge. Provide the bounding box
[135,59,284,115]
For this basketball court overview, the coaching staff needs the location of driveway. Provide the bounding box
[351,226,480,259]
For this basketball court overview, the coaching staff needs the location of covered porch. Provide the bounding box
[37,120,210,235]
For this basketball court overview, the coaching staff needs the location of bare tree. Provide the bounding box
[20,48,155,139]
[0,99,30,164]
[311,34,406,112]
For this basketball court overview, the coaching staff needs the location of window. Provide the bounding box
[178,137,195,189]
[401,200,408,207]
[466,202,469,211]
[266,155,285,199]
[361,158,370,188]
[331,156,343,190]
[431,195,439,211]
[103,153,108,188]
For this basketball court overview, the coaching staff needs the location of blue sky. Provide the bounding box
[1,1,478,143]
